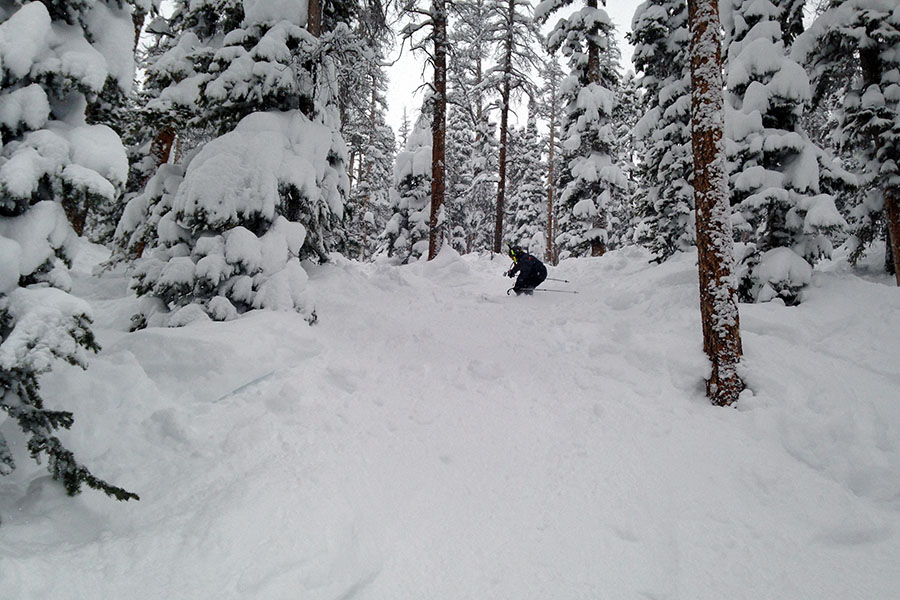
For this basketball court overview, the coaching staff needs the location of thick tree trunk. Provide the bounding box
[428,0,448,260]
[494,84,510,253]
[493,0,516,254]
[688,0,744,406]
[62,197,87,237]
[307,0,322,37]
[149,126,177,173]
[885,188,900,286]
[547,101,556,264]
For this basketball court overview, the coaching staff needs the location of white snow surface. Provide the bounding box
[2,242,900,599]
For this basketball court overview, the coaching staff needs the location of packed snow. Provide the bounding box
[1,240,899,599]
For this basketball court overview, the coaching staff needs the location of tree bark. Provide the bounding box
[688,0,744,406]
[428,0,448,260]
[149,126,177,173]
[885,188,900,286]
[493,0,516,254]
[307,0,322,37]
[547,99,556,264]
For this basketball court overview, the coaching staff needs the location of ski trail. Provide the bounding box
[300,256,693,598]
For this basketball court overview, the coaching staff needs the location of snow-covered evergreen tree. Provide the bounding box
[508,105,547,256]
[535,57,566,263]
[110,0,238,266]
[0,0,139,502]
[629,0,695,262]
[537,0,627,258]
[401,0,450,260]
[795,0,900,283]
[119,0,350,328]
[608,71,640,249]
[446,0,498,253]
[469,112,501,252]
[445,101,476,253]
[340,46,395,260]
[381,101,433,263]
[483,0,542,252]
[723,0,852,304]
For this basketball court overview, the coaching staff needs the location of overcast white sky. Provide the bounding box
[385,0,643,134]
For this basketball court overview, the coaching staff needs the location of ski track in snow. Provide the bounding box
[1,245,899,599]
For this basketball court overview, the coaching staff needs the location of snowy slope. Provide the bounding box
[1,243,899,600]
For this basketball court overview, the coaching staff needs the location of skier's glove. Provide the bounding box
[507,271,516,278]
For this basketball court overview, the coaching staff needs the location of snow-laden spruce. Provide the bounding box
[381,98,433,263]
[124,110,346,328]
[116,1,349,328]
[0,0,138,502]
[538,0,627,259]
[794,0,900,281]
[629,0,695,262]
[507,104,548,257]
[722,0,855,305]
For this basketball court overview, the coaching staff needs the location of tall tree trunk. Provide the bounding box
[307,0,322,37]
[688,0,744,406]
[429,0,448,260]
[493,0,516,254]
[547,99,556,264]
[885,188,900,285]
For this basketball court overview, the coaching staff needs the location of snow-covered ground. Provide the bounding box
[2,242,899,600]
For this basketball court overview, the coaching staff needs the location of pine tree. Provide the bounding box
[381,100,434,262]
[445,102,476,253]
[795,0,900,284]
[722,0,852,304]
[398,107,412,150]
[629,0,696,262]
[0,0,138,502]
[537,0,627,259]
[401,0,450,260]
[111,0,239,266]
[688,0,744,405]
[120,1,351,328]
[608,71,640,249]
[483,0,543,253]
[535,58,566,263]
[340,46,396,260]
[508,104,548,256]
[446,1,498,253]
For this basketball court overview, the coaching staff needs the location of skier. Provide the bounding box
[505,245,547,295]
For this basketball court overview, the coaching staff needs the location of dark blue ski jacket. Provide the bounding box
[508,252,547,291]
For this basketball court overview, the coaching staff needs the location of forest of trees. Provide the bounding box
[1,0,898,493]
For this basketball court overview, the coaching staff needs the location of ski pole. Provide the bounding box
[508,287,578,295]
[545,277,569,283]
